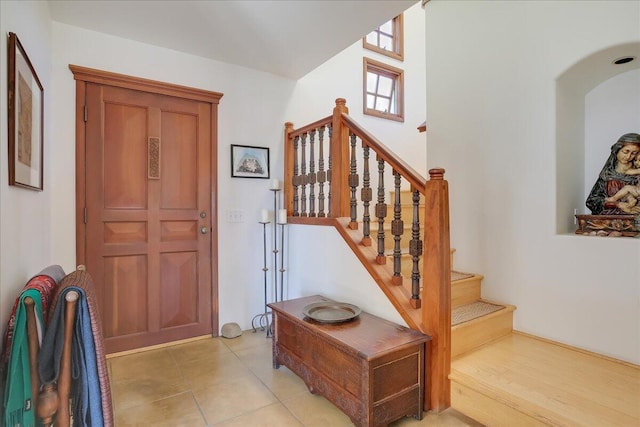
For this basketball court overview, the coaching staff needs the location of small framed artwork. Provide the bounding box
[231,144,270,179]
[7,32,44,191]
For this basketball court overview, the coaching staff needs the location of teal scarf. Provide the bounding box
[4,289,43,427]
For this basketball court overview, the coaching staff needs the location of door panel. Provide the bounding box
[161,111,198,209]
[104,222,147,244]
[160,251,198,328]
[103,255,149,338]
[84,82,213,353]
[103,103,148,209]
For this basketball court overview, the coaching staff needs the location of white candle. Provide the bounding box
[278,209,287,224]
[271,179,280,190]
[260,209,269,223]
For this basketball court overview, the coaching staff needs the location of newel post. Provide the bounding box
[329,98,351,217]
[422,167,451,412]
[284,122,294,215]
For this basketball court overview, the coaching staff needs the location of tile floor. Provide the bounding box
[108,330,483,427]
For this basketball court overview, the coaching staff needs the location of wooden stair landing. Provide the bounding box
[450,332,640,427]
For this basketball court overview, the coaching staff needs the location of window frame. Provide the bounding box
[362,14,404,61]
[363,57,405,123]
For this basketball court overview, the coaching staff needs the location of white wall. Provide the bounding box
[0,1,53,344]
[286,225,405,325]
[286,2,427,176]
[284,3,427,322]
[45,23,297,334]
[5,0,636,365]
[425,0,639,363]
[1,1,423,344]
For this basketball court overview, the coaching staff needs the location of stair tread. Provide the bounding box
[451,300,506,326]
[450,332,639,426]
[451,271,478,282]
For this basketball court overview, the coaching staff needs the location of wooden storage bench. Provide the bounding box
[269,295,430,427]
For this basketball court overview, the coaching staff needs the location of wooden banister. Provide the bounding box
[340,113,426,194]
[422,168,451,412]
[284,121,294,216]
[330,98,350,217]
[289,115,332,137]
[282,99,451,412]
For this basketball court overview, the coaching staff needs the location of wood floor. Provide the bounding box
[450,332,640,427]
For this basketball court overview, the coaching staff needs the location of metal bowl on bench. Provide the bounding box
[302,302,361,324]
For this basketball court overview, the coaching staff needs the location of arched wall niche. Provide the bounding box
[555,42,640,234]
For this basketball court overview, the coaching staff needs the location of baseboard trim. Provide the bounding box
[106,334,212,359]
[512,330,639,369]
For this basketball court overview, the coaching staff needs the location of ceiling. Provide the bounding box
[48,0,418,79]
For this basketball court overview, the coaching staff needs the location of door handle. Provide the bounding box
[200,227,209,234]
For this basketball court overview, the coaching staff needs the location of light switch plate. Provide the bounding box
[226,209,245,223]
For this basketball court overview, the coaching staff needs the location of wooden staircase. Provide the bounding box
[450,269,515,359]
[447,250,640,427]
[355,193,640,426]
[381,191,516,361]
[283,101,639,424]
[285,99,453,411]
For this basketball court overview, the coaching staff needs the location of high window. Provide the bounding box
[363,15,404,61]
[363,58,404,122]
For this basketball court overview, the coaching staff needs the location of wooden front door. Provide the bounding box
[72,66,222,354]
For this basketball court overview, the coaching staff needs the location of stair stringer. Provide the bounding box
[332,217,424,331]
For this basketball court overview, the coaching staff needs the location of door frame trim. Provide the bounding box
[71,65,223,337]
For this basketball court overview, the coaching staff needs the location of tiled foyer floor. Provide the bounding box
[108,330,483,427]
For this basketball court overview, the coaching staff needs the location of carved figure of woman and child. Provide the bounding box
[578,133,640,237]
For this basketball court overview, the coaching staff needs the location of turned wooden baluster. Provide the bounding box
[391,171,403,286]
[361,144,372,246]
[308,129,317,217]
[410,188,423,308]
[375,156,387,264]
[348,132,359,229]
[293,135,300,216]
[317,126,327,217]
[300,132,308,217]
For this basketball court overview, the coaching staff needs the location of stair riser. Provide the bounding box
[401,256,423,278]
[362,203,423,221]
[386,204,421,220]
[370,229,423,252]
[359,202,423,226]
[452,278,482,309]
[451,309,513,358]
[389,190,425,205]
[451,382,546,427]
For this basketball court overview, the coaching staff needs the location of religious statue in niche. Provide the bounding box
[576,132,640,237]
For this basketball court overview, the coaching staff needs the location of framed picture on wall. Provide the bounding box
[7,32,44,191]
[231,144,270,179]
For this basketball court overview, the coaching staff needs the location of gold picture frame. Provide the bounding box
[8,32,44,191]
